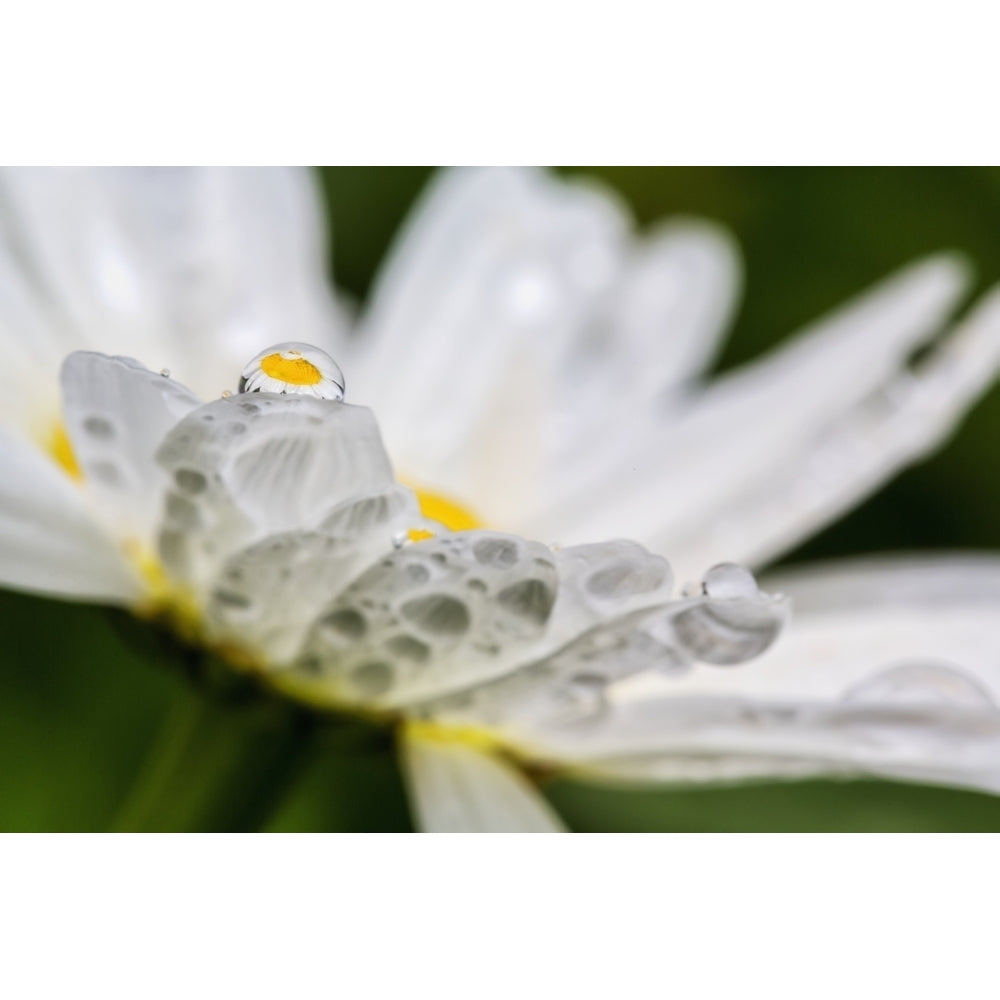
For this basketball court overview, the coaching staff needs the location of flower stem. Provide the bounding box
[110,680,317,832]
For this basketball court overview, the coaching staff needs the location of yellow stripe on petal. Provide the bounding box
[404,718,505,755]
[48,423,82,481]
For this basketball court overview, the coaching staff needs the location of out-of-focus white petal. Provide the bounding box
[0,429,143,603]
[154,395,395,591]
[352,167,630,505]
[550,689,1000,796]
[560,555,1000,793]
[529,255,973,556]
[604,219,742,398]
[661,286,1000,576]
[61,352,201,546]
[0,167,344,402]
[400,727,565,832]
[0,240,64,438]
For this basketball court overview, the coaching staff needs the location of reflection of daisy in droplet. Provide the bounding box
[2,167,1000,826]
[239,342,345,399]
[17,345,788,831]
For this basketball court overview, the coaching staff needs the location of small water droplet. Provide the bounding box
[701,563,758,600]
[159,368,171,377]
[546,674,609,726]
[844,663,996,709]
[391,531,408,550]
[221,389,232,398]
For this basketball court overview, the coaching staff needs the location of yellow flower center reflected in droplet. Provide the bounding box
[259,352,323,386]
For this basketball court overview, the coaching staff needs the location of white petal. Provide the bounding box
[426,581,789,734]
[545,540,675,643]
[400,727,565,832]
[529,254,972,555]
[604,219,742,397]
[558,555,1000,793]
[658,285,1000,576]
[291,531,560,709]
[154,395,395,591]
[352,167,630,502]
[0,167,344,401]
[60,352,201,546]
[639,554,1000,703]
[0,428,143,603]
[554,689,1000,796]
[0,235,64,437]
[203,486,420,663]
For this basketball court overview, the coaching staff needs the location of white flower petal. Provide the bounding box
[0,167,344,401]
[154,395,395,591]
[292,531,560,709]
[0,238,65,438]
[546,540,674,642]
[400,727,565,832]
[604,219,742,398]
[352,167,630,498]
[553,689,1000,796]
[529,254,973,554]
[635,554,1000,703]
[427,584,789,734]
[558,556,1000,792]
[662,285,1000,576]
[0,428,143,603]
[60,352,201,546]
[204,487,419,663]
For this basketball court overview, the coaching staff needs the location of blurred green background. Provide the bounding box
[4,166,1000,832]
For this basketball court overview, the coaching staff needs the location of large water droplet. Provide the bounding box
[701,563,759,600]
[843,663,996,709]
[239,342,345,400]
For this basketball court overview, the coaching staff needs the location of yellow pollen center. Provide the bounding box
[48,423,82,480]
[260,352,323,386]
[413,488,483,531]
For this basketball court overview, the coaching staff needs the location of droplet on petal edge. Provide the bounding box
[700,562,759,600]
[239,342,345,401]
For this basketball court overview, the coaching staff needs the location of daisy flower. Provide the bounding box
[11,342,789,832]
[1,166,999,829]
[346,167,1000,800]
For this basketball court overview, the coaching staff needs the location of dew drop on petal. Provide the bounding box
[239,342,345,400]
[843,662,996,709]
[701,563,759,600]
[546,674,609,726]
